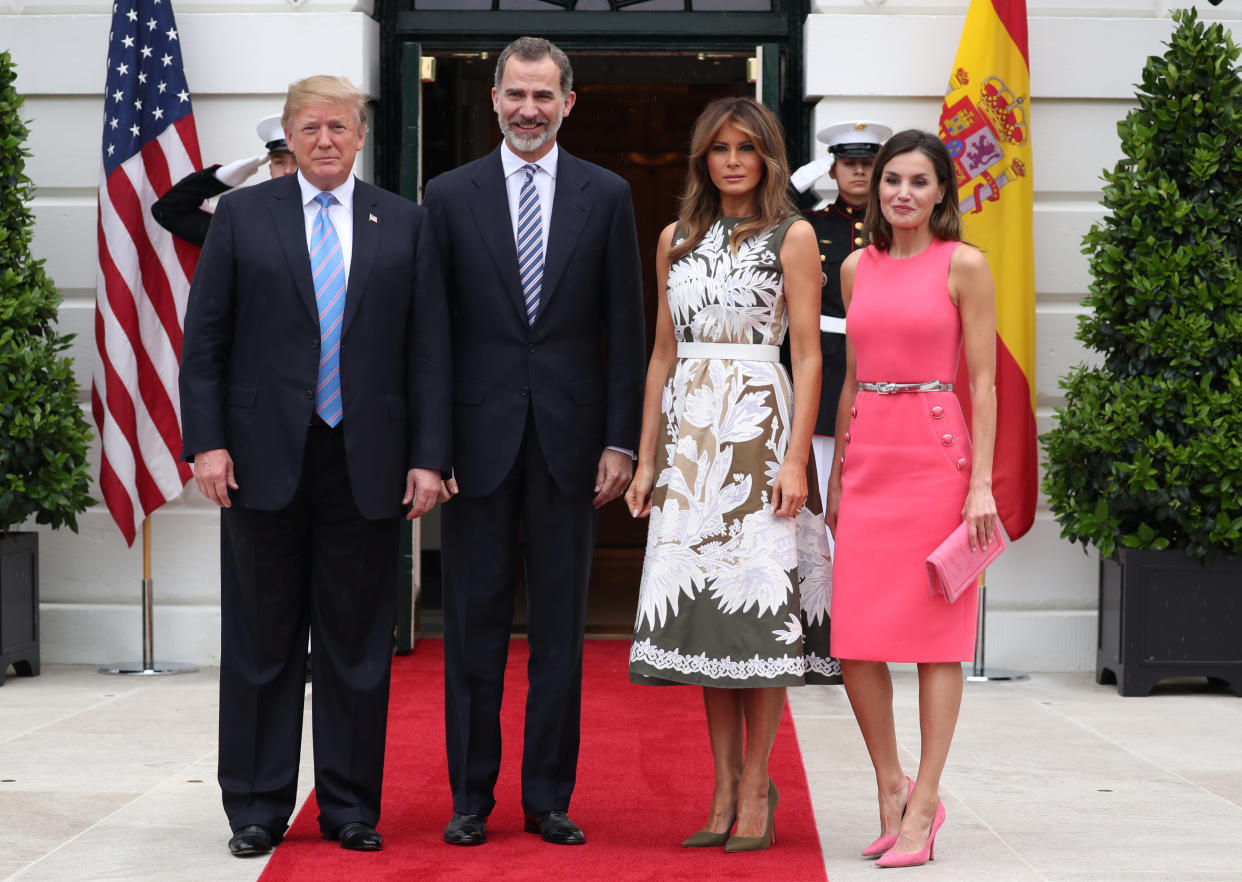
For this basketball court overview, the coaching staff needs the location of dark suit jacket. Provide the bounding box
[780,197,866,435]
[422,146,644,498]
[151,165,229,247]
[179,172,451,518]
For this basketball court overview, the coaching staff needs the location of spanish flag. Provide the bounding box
[939,0,1038,540]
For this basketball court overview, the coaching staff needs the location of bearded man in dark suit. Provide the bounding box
[180,74,450,858]
[422,36,645,848]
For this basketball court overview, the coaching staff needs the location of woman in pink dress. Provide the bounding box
[826,130,999,869]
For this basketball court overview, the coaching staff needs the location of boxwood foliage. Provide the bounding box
[0,51,95,533]
[1042,8,1242,560]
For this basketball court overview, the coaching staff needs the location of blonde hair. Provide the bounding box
[669,97,796,263]
[282,75,368,135]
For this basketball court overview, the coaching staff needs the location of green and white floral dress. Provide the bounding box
[629,215,840,688]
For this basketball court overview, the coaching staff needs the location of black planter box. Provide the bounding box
[1097,548,1242,696]
[0,532,39,686]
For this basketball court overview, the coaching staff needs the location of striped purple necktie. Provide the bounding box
[310,192,345,426]
[516,163,543,325]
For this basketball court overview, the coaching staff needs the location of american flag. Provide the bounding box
[94,0,200,545]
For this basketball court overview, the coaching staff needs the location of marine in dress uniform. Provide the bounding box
[789,120,892,543]
[152,114,297,247]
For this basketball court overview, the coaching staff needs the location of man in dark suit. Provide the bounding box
[422,36,645,848]
[179,75,450,858]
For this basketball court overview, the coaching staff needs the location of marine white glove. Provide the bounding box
[790,156,834,194]
[214,153,270,188]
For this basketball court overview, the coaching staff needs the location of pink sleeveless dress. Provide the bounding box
[829,239,979,662]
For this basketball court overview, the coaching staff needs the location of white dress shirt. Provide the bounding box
[297,171,355,282]
[500,140,556,261]
[498,142,632,461]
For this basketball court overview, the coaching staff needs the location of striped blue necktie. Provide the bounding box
[310,192,345,426]
[516,163,543,325]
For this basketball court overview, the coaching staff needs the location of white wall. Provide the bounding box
[804,0,1241,671]
[2,0,379,665]
[6,0,1237,669]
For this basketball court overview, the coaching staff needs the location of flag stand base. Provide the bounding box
[97,565,198,677]
[99,661,198,676]
[964,584,1029,683]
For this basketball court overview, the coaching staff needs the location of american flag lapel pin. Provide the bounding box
[369,213,378,224]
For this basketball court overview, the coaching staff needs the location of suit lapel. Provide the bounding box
[271,175,319,326]
[467,149,528,326]
[540,149,590,315]
[343,178,378,335]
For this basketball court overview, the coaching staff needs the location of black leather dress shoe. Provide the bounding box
[443,812,487,846]
[524,810,586,845]
[228,825,280,857]
[324,821,383,851]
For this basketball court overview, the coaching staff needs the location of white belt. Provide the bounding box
[820,316,846,335]
[677,342,780,362]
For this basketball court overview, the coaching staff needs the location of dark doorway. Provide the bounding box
[414,50,750,636]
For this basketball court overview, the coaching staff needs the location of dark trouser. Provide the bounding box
[441,410,596,816]
[217,418,399,836]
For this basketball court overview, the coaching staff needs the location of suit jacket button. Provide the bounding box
[931,406,944,419]
[312,339,320,350]
[956,458,968,470]
[941,433,954,446]
[520,386,529,397]
[528,344,535,353]
[305,390,314,399]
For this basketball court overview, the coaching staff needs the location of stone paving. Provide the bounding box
[2,662,1240,881]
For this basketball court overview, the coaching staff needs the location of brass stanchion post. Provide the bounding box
[100,516,198,676]
[964,569,1028,683]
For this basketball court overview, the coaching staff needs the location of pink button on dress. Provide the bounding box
[829,238,979,662]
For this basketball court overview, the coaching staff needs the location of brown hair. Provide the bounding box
[863,129,962,251]
[494,36,574,96]
[282,75,368,136]
[668,97,796,263]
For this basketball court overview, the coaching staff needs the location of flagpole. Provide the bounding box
[964,568,1028,683]
[99,516,198,677]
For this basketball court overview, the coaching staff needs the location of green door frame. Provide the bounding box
[378,1,808,649]
[375,0,810,197]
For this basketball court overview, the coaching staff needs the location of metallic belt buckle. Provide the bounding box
[875,382,897,395]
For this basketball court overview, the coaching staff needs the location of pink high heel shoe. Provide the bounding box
[876,798,946,869]
[861,776,915,857]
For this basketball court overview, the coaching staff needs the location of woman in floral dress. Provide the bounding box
[624,97,837,853]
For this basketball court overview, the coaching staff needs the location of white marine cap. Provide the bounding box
[256,114,290,154]
[817,120,893,157]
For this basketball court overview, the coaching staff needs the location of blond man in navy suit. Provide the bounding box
[180,75,450,858]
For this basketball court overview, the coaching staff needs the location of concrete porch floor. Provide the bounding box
[2,660,1240,881]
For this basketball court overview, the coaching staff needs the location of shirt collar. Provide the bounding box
[297,170,355,210]
[500,140,559,180]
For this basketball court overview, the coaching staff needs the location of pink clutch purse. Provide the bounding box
[925,520,1007,603]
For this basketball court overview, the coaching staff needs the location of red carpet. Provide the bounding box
[260,638,828,882]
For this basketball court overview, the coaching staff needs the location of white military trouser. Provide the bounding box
[812,434,835,554]
[815,314,847,554]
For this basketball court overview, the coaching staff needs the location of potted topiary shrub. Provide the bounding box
[0,51,96,685]
[1041,8,1242,697]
